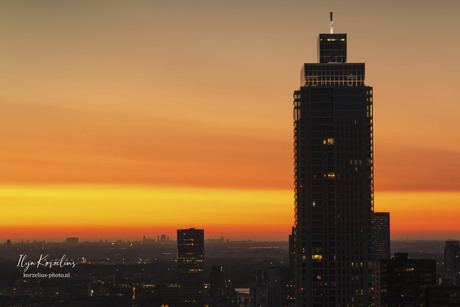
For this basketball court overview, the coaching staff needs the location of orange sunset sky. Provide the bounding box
[1,0,459,241]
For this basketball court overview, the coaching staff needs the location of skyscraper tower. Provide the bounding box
[444,240,460,285]
[372,212,390,260]
[293,13,374,306]
[177,228,204,305]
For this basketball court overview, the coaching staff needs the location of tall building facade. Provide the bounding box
[444,240,460,285]
[252,266,295,307]
[289,227,296,269]
[372,212,390,260]
[210,265,225,298]
[293,23,374,306]
[374,253,436,307]
[177,228,204,305]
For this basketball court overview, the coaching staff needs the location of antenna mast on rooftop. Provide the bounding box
[330,11,334,34]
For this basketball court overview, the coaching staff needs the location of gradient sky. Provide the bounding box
[1,0,459,241]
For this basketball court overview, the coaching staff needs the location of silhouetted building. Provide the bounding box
[289,227,295,270]
[287,227,296,306]
[444,241,460,286]
[210,265,225,298]
[177,228,204,305]
[285,277,296,307]
[66,237,79,244]
[252,266,293,307]
[209,265,237,306]
[151,283,181,306]
[375,253,436,307]
[235,288,251,307]
[425,287,460,306]
[292,14,373,306]
[372,212,390,260]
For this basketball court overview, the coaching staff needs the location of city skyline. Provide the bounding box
[1,0,460,241]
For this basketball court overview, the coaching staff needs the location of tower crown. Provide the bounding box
[318,33,347,63]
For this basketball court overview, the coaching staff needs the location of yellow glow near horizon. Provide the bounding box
[0,185,293,227]
[375,191,460,238]
[1,185,459,240]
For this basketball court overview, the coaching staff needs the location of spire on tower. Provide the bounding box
[330,11,334,34]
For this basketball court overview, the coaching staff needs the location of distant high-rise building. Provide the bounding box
[210,265,225,298]
[372,212,390,260]
[177,228,204,305]
[66,237,79,244]
[375,253,436,307]
[425,287,460,306]
[289,227,295,269]
[292,13,374,306]
[252,266,294,307]
[444,240,460,285]
[287,227,296,306]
